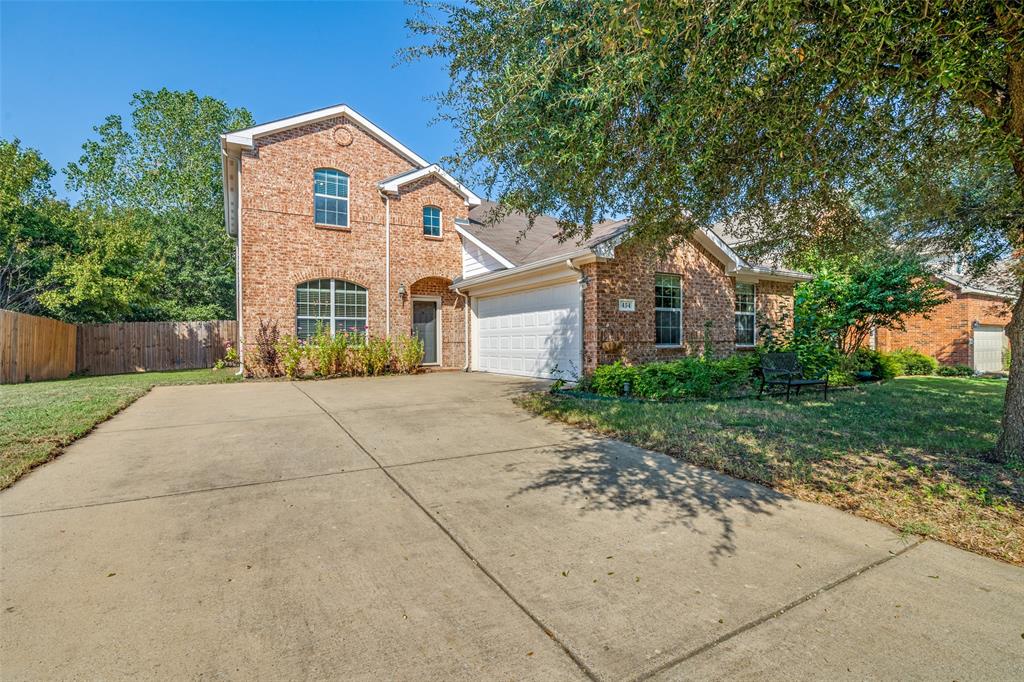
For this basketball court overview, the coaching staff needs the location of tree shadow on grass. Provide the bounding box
[506,438,787,563]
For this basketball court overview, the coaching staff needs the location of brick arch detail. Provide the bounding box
[293,268,371,289]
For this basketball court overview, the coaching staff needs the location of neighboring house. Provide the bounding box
[719,228,1016,373]
[873,268,1013,372]
[220,104,810,379]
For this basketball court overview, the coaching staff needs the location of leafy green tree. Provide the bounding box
[409,0,1024,460]
[0,139,72,314]
[792,253,949,355]
[37,208,164,322]
[66,88,253,320]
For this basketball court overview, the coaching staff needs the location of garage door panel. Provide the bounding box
[476,283,581,380]
[973,326,1006,373]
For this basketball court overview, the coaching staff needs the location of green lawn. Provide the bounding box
[0,369,240,489]
[519,377,1023,566]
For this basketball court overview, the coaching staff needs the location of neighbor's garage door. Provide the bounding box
[475,283,581,380]
[973,325,1006,373]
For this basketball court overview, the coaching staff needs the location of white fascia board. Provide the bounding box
[735,266,814,283]
[694,228,749,273]
[223,104,430,168]
[451,248,594,294]
[937,274,1015,300]
[378,164,482,206]
[454,225,515,268]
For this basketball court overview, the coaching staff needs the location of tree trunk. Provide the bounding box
[994,284,1024,462]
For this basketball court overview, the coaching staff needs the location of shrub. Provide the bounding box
[306,324,349,377]
[587,355,758,400]
[889,348,938,376]
[246,319,281,377]
[276,334,306,379]
[392,333,425,374]
[852,348,899,381]
[352,336,392,376]
[937,364,974,377]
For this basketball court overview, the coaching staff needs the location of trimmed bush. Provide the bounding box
[587,354,759,400]
[889,348,939,376]
[937,364,974,377]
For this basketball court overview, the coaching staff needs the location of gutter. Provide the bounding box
[450,247,594,291]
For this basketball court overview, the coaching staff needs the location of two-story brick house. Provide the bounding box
[221,104,811,379]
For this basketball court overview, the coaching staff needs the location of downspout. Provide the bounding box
[566,258,586,379]
[378,188,391,336]
[223,147,244,376]
[453,286,470,371]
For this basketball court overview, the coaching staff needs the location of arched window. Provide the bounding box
[296,279,367,340]
[423,205,442,237]
[314,169,349,227]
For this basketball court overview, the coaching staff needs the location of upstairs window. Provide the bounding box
[314,169,349,227]
[735,282,756,346]
[655,274,682,346]
[423,205,442,237]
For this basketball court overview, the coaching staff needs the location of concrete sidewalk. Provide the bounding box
[2,372,1020,680]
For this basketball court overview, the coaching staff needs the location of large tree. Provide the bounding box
[66,88,253,320]
[409,0,1024,460]
[1,139,162,321]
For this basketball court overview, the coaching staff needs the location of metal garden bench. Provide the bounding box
[757,352,828,401]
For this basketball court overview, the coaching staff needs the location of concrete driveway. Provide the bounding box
[1,372,1020,680]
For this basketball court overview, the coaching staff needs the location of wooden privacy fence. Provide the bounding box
[76,320,237,377]
[1,312,237,384]
[0,310,77,384]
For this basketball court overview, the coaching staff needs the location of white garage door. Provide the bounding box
[475,283,581,380]
[973,325,1006,373]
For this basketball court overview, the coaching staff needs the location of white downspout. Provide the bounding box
[379,189,391,336]
[453,286,470,371]
[224,149,244,376]
[566,258,586,379]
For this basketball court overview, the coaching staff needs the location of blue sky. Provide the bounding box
[1,1,459,200]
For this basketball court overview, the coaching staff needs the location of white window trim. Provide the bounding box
[423,205,442,238]
[654,273,684,348]
[411,295,442,366]
[735,282,756,347]
[296,279,367,340]
[314,169,350,229]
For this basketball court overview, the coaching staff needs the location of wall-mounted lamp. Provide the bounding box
[398,283,407,299]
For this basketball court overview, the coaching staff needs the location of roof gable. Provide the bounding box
[378,164,482,207]
[222,103,429,168]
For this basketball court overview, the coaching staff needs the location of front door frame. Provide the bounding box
[411,295,442,366]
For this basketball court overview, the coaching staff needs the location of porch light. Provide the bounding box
[398,283,407,298]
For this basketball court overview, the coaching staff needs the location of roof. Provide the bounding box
[378,164,482,207]
[717,224,1018,300]
[935,262,1017,300]
[221,103,430,168]
[459,201,811,282]
[463,200,630,266]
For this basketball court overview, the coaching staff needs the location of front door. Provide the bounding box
[412,300,438,365]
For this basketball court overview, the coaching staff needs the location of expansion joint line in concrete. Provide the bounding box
[630,537,927,682]
[291,383,601,682]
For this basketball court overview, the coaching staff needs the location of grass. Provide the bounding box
[519,376,1023,566]
[0,369,241,489]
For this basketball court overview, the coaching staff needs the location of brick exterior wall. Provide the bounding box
[238,115,468,367]
[581,239,794,372]
[875,283,1010,366]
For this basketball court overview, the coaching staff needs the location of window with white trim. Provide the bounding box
[655,274,682,346]
[735,282,756,346]
[296,279,367,340]
[314,169,349,227]
[423,205,441,237]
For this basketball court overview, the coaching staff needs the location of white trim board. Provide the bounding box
[223,103,430,168]
[379,165,482,207]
